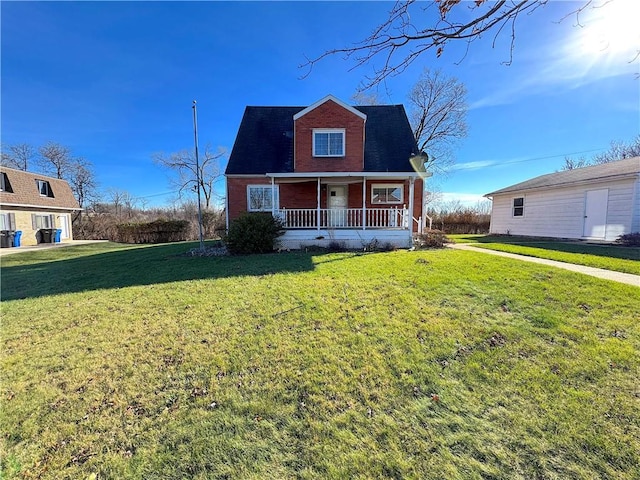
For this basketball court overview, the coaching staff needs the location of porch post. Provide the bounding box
[408,177,415,231]
[362,177,366,230]
[271,177,275,217]
[317,177,321,231]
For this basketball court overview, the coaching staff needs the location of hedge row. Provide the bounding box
[115,220,190,244]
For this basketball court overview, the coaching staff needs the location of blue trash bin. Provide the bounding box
[54,229,62,243]
[13,230,22,247]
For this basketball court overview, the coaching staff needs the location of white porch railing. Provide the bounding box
[276,207,409,230]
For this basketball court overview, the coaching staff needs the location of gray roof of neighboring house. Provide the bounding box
[485,156,640,196]
[225,104,420,175]
[0,167,80,210]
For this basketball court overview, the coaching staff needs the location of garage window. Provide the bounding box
[513,197,524,217]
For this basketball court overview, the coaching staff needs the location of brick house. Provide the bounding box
[225,95,430,249]
[0,166,80,246]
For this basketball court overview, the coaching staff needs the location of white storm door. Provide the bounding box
[328,185,347,227]
[583,189,608,238]
[59,215,70,239]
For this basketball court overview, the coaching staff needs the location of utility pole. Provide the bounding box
[192,100,205,251]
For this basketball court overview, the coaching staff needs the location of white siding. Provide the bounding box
[489,178,638,241]
[632,178,640,234]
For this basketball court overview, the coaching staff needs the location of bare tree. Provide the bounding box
[562,135,640,170]
[38,142,73,179]
[592,135,640,164]
[561,156,590,170]
[1,143,35,170]
[409,68,467,175]
[302,0,621,90]
[107,188,129,219]
[66,158,97,219]
[153,145,226,210]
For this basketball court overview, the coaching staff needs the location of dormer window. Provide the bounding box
[0,173,13,193]
[36,179,54,198]
[313,129,345,157]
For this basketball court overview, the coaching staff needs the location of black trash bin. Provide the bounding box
[0,230,13,248]
[39,228,55,244]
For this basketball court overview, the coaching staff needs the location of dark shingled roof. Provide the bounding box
[225,104,419,175]
[485,156,640,196]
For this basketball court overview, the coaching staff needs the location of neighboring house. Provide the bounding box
[225,95,430,249]
[0,166,80,246]
[485,157,640,242]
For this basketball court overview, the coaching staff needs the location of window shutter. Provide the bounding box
[32,214,37,230]
[9,213,16,230]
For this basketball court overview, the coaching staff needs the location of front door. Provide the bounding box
[583,189,608,238]
[59,214,70,239]
[328,185,348,227]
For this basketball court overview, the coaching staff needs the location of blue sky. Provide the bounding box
[2,1,639,208]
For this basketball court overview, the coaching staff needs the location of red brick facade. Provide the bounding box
[294,100,365,173]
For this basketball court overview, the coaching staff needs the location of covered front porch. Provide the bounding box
[265,171,426,249]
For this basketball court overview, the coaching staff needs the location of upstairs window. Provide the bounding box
[247,185,279,212]
[0,173,13,192]
[513,197,524,217]
[313,129,345,157]
[372,184,404,204]
[36,179,54,198]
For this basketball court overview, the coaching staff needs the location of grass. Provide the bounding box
[1,242,639,479]
[448,234,640,275]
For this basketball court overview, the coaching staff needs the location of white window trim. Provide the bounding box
[371,183,404,205]
[312,129,345,157]
[512,196,525,217]
[36,179,52,197]
[247,185,279,212]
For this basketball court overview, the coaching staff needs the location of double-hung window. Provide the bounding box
[512,197,524,217]
[32,214,54,229]
[313,129,345,157]
[371,184,404,204]
[0,213,15,230]
[247,185,279,212]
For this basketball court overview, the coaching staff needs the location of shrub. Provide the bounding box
[414,229,449,249]
[615,232,640,247]
[224,213,285,255]
[115,220,190,244]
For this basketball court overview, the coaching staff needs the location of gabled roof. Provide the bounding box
[485,157,640,196]
[226,102,419,175]
[0,166,80,210]
[292,94,367,121]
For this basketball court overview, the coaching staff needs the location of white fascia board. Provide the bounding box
[293,95,367,121]
[0,202,82,211]
[485,172,639,197]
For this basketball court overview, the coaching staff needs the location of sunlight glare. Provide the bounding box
[577,0,640,59]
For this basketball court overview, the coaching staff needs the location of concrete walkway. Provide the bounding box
[448,243,640,287]
[0,240,108,257]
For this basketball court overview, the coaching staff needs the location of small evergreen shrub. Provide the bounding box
[224,213,285,255]
[413,229,449,249]
[615,232,640,247]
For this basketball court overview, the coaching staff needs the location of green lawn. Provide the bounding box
[448,234,640,275]
[1,242,639,479]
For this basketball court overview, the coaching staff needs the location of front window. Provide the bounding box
[371,184,404,204]
[513,197,524,217]
[36,180,54,198]
[313,129,345,157]
[0,213,15,230]
[33,214,54,229]
[247,185,279,212]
